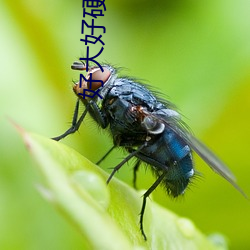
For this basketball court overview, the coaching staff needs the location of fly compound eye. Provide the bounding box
[142,116,165,134]
[86,67,111,90]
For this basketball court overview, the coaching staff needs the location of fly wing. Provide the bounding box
[150,109,247,198]
[170,122,247,198]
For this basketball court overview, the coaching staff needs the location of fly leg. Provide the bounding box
[52,99,88,141]
[52,99,107,141]
[96,145,116,165]
[140,172,166,240]
[133,160,141,189]
[107,144,146,184]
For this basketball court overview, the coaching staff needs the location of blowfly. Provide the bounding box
[52,61,246,240]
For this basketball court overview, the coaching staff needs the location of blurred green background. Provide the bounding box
[1,0,250,249]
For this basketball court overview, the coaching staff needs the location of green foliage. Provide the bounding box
[19,128,226,250]
[1,1,250,249]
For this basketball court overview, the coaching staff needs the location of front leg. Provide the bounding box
[52,98,109,141]
[52,99,88,141]
[88,100,108,129]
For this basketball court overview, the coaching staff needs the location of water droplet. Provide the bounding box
[71,170,110,209]
[177,217,196,238]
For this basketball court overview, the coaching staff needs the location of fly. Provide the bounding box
[52,61,247,240]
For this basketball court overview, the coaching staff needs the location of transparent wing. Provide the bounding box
[149,110,247,198]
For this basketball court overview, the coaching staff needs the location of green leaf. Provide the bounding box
[19,128,226,250]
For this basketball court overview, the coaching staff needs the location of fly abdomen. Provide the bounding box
[163,129,194,196]
[164,153,193,197]
[165,129,191,161]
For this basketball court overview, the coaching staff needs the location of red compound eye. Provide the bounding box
[87,67,111,90]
